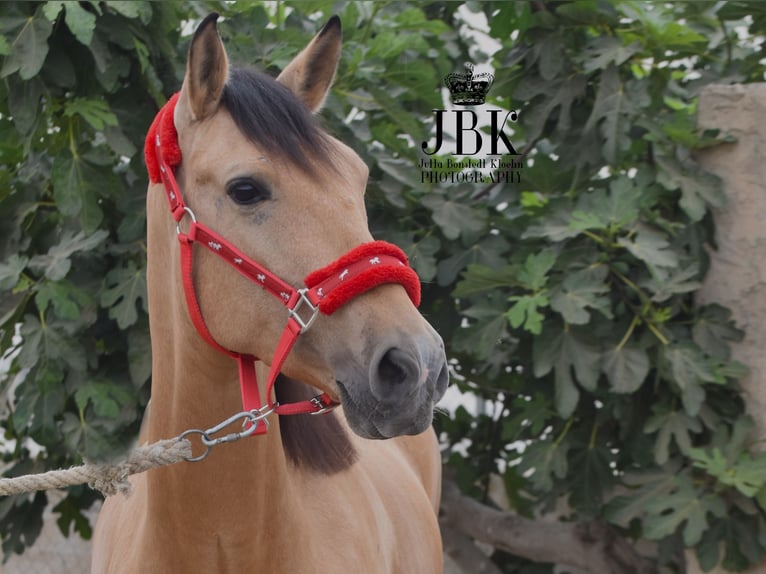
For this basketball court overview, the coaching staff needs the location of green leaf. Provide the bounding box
[13,366,67,432]
[422,195,485,240]
[453,293,511,362]
[60,411,122,461]
[523,206,582,242]
[570,176,640,231]
[617,228,678,275]
[605,469,677,528]
[53,495,92,540]
[507,292,548,335]
[517,251,556,290]
[518,439,570,491]
[105,1,152,24]
[662,343,721,415]
[602,344,649,393]
[404,235,440,282]
[41,1,64,21]
[34,280,92,320]
[690,448,766,498]
[75,381,132,418]
[555,0,619,25]
[584,65,649,164]
[643,474,726,545]
[644,406,702,464]
[549,265,612,324]
[513,74,587,141]
[569,444,615,515]
[644,264,702,303]
[578,35,641,73]
[621,3,707,49]
[656,157,725,222]
[507,393,551,438]
[537,37,562,80]
[0,254,29,291]
[29,230,108,281]
[1,11,53,79]
[0,492,47,556]
[692,304,744,359]
[454,264,517,297]
[100,261,147,329]
[8,76,44,134]
[63,98,118,130]
[436,235,509,286]
[367,85,424,141]
[534,333,579,418]
[44,1,97,46]
[533,329,601,415]
[127,328,152,386]
[50,154,104,232]
[60,1,97,46]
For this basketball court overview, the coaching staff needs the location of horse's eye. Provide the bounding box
[226,178,271,206]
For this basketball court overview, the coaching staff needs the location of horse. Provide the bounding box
[91,13,449,573]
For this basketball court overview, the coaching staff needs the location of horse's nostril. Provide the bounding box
[378,348,415,385]
[372,347,420,399]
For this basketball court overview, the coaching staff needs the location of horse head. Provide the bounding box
[152,13,448,440]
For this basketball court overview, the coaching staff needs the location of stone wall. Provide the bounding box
[692,84,766,574]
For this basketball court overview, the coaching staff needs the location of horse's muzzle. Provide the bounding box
[337,332,449,439]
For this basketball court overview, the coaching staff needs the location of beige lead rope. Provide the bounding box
[0,409,272,498]
[0,438,192,498]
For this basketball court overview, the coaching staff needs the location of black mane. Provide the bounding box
[275,375,357,475]
[220,67,332,170]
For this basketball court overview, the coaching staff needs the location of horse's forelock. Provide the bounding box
[220,67,333,173]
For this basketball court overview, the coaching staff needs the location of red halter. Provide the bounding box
[145,93,421,432]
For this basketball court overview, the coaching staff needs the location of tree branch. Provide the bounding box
[440,479,659,574]
[441,523,504,574]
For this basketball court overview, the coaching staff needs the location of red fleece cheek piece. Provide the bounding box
[145,92,182,184]
[304,241,421,315]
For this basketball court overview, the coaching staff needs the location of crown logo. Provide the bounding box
[444,63,494,106]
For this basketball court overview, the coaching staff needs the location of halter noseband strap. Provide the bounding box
[145,93,421,431]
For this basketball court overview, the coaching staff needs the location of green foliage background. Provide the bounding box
[1,1,766,571]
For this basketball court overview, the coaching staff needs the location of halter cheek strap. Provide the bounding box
[146,93,421,432]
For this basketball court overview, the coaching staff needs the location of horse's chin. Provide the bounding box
[335,380,435,440]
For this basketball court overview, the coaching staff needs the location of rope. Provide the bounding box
[0,438,192,498]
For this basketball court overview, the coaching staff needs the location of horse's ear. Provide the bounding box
[277,16,342,113]
[178,13,228,124]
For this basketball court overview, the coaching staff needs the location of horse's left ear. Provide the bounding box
[277,16,342,113]
[178,12,228,124]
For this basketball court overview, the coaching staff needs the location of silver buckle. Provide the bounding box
[309,395,336,415]
[288,288,319,333]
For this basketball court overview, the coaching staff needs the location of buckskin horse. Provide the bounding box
[91,13,449,573]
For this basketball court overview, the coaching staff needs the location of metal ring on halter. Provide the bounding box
[287,288,320,334]
[175,206,197,236]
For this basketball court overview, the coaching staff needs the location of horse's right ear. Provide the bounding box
[177,13,228,125]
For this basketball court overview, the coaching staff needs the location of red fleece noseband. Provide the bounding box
[305,242,420,314]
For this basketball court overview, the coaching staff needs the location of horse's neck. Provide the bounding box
[141,310,296,545]
[142,204,292,536]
